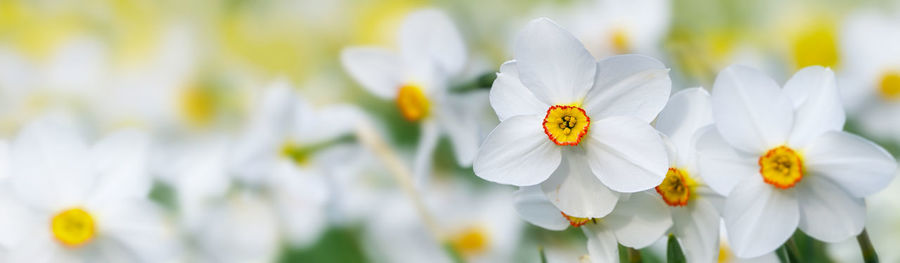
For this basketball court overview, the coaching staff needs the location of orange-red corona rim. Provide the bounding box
[542,105,590,146]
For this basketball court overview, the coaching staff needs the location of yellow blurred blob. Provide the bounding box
[789,20,839,69]
[179,84,218,127]
[351,0,425,45]
[452,226,490,257]
[396,84,430,122]
[51,208,96,248]
[220,14,308,78]
[0,2,86,59]
[280,141,312,166]
[107,0,162,66]
[609,28,632,54]
[879,71,900,101]
[718,243,732,262]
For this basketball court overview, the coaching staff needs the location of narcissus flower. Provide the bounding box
[0,119,175,262]
[341,9,485,184]
[696,65,898,258]
[560,0,671,57]
[654,88,725,263]
[474,17,671,219]
[514,186,672,263]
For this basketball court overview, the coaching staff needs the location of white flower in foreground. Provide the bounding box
[839,10,900,143]
[341,9,484,183]
[230,80,362,247]
[0,120,175,262]
[514,187,672,263]
[475,17,671,218]
[696,65,898,258]
[653,88,724,263]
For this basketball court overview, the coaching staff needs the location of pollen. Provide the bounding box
[655,168,695,207]
[560,212,596,227]
[451,226,490,256]
[759,146,804,189]
[51,208,96,248]
[879,71,900,101]
[396,84,430,122]
[543,105,590,146]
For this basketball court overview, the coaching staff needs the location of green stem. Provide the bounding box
[784,237,801,263]
[667,234,686,263]
[627,247,642,263]
[857,229,879,263]
[539,246,548,263]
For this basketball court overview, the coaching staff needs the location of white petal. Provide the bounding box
[783,66,845,148]
[585,116,668,193]
[694,127,759,196]
[10,119,91,209]
[583,225,621,263]
[540,150,618,218]
[606,192,672,248]
[489,60,549,121]
[413,120,441,188]
[439,91,489,167]
[269,161,328,247]
[583,54,671,122]
[293,100,364,145]
[654,87,713,166]
[796,176,865,242]
[341,47,403,99]
[673,199,720,263]
[88,130,153,202]
[92,199,176,262]
[803,131,897,197]
[724,178,799,258]
[473,115,561,186]
[400,9,466,77]
[711,65,794,153]
[514,18,596,105]
[513,186,569,231]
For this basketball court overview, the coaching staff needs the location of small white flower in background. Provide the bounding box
[229,80,364,247]
[0,118,176,262]
[696,65,898,258]
[653,88,725,263]
[365,183,521,263]
[341,9,484,185]
[839,10,900,143]
[514,186,672,263]
[475,17,671,219]
[194,192,281,263]
[558,0,671,58]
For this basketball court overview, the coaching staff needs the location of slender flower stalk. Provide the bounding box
[857,229,879,263]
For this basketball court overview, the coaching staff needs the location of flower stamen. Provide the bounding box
[51,208,96,248]
[543,105,590,146]
[396,84,430,122]
[759,146,804,189]
[655,168,694,207]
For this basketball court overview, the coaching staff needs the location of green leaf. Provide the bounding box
[667,235,686,263]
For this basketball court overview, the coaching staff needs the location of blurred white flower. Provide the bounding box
[365,183,522,263]
[341,9,484,185]
[560,0,671,58]
[475,17,671,218]
[229,80,363,247]
[0,118,175,262]
[696,65,898,258]
[839,10,900,143]
[653,87,724,263]
[193,192,281,263]
[514,186,672,263]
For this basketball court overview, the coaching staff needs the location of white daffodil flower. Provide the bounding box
[696,65,898,258]
[474,17,671,219]
[561,0,671,57]
[839,10,900,143]
[365,183,522,263]
[229,80,363,247]
[341,9,483,184]
[0,119,176,262]
[514,186,672,263]
[653,88,725,263]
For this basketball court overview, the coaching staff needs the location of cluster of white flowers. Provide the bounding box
[0,2,898,263]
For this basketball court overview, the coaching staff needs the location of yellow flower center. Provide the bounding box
[610,28,631,54]
[543,105,590,146]
[396,84,430,122]
[178,84,217,127]
[655,168,696,207]
[879,71,900,101]
[51,208,96,248]
[759,146,804,189]
[790,22,839,69]
[560,212,597,228]
[451,226,490,256]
